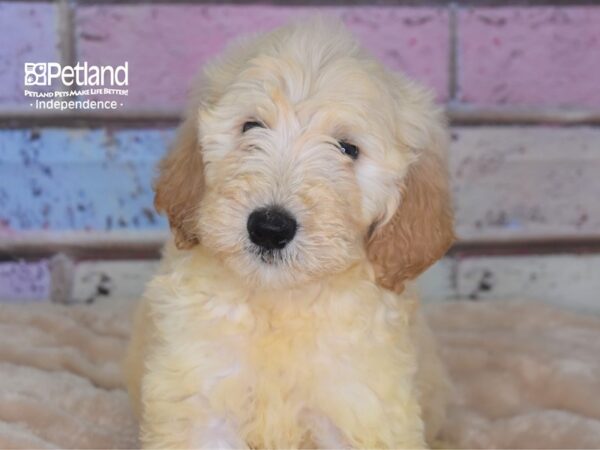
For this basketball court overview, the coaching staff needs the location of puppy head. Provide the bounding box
[155,19,454,291]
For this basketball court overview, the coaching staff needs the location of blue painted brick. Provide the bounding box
[0,128,174,230]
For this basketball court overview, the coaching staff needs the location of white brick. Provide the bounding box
[456,254,600,313]
[64,254,600,315]
[72,260,159,303]
[451,127,600,241]
[416,258,457,303]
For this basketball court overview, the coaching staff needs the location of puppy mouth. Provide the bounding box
[249,245,282,265]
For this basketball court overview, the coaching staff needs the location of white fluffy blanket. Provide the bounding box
[0,298,599,449]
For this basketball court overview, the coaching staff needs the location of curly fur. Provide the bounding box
[126,18,454,449]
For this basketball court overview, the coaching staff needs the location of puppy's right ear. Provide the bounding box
[154,113,204,249]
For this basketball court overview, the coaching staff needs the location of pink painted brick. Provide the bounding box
[0,3,60,107]
[458,7,600,108]
[342,7,448,99]
[76,5,448,110]
[0,260,50,302]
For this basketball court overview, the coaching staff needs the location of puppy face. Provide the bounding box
[155,21,454,291]
[196,55,414,287]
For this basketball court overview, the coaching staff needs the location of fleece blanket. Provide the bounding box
[0,298,599,449]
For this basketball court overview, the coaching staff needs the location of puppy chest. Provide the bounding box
[203,318,412,444]
[161,286,417,447]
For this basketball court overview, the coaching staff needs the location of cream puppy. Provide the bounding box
[126,18,454,449]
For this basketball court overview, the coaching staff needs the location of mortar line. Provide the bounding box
[448,2,459,103]
[57,0,77,69]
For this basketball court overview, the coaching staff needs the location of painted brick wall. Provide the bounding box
[457,7,600,107]
[4,3,600,112]
[0,260,49,302]
[0,128,171,231]
[76,5,450,108]
[3,125,600,238]
[0,2,60,108]
[1,2,600,306]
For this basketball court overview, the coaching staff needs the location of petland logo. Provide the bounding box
[24,62,128,87]
[24,62,129,111]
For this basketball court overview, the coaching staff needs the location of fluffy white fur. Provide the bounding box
[126,18,454,449]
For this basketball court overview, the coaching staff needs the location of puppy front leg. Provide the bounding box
[189,417,248,450]
[141,401,247,449]
[302,409,353,449]
[141,371,247,449]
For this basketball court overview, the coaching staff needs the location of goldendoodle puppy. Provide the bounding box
[126,18,454,449]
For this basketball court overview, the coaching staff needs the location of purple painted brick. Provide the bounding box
[0,2,60,108]
[0,260,50,302]
[76,5,448,110]
[458,7,600,108]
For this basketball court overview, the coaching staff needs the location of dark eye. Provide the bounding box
[242,121,264,133]
[338,141,359,160]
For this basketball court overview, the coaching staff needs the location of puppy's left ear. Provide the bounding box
[367,84,455,293]
[154,113,204,250]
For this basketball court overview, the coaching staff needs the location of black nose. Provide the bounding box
[247,206,297,250]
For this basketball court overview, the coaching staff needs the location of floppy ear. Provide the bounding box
[366,107,455,294]
[154,113,204,250]
[153,32,256,250]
